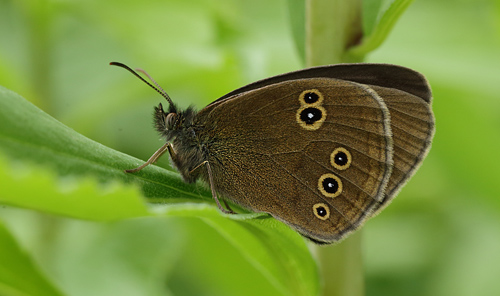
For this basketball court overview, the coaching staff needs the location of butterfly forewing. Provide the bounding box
[196,78,393,243]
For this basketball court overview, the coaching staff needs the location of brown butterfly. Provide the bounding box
[111,62,435,244]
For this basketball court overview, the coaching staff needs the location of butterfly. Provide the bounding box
[111,62,435,244]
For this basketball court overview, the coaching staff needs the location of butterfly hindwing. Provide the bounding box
[368,85,435,214]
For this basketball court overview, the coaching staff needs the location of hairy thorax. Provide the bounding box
[170,124,209,184]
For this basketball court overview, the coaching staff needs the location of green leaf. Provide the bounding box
[0,84,209,216]
[0,220,64,296]
[362,0,388,36]
[161,204,319,296]
[348,0,415,58]
[0,155,149,221]
[0,86,319,296]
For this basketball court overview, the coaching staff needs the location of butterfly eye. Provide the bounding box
[296,106,327,130]
[165,113,178,130]
[330,147,352,170]
[313,203,330,220]
[318,173,343,198]
[299,89,323,106]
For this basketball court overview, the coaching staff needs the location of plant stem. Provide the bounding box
[311,232,364,296]
[305,1,364,295]
[306,0,363,65]
[22,0,53,113]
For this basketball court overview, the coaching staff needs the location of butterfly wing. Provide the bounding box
[368,85,435,214]
[208,63,435,219]
[209,63,431,107]
[196,78,394,243]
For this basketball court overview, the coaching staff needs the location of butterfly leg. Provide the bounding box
[190,161,236,214]
[124,142,171,173]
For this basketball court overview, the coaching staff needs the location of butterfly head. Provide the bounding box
[154,102,181,136]
[110,62,193,137]
[153,100,199,142]
[154,102,179,130]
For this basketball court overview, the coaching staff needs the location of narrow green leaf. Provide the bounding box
[362,0,386,36]
[348,0,415,58]
[0,220,64,296]
[0,155,149,221]
[0,86,320,295]
[0,85,208,206]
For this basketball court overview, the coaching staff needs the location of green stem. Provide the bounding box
[305,1,364,296]
[312,232,364,296]
[306,0,363,65]
[22,0,53,113]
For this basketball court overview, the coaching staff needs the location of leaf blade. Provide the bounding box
[348,0,415,58]
[0,220,64,296]
[160,204,320,296]
[0,86,320,295]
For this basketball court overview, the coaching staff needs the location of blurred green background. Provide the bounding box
[1,0,499,295]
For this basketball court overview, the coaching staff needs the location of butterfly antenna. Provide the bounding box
[109,62,176,111]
